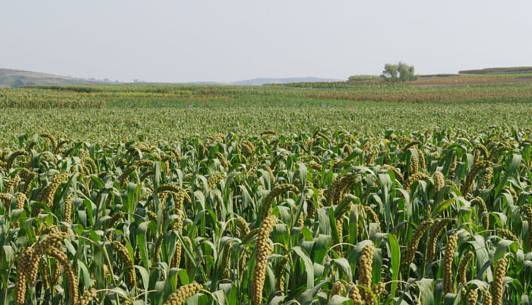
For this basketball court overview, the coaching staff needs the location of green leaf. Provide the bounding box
[331,258,352,281]
[293,246,315,289]
[136,265,150,290]
[387,233,400,298]
[1,246,14,265]
[296,280,327,305]
[328,295,351,305]
[416,278,435,305]
[136,221,151,269]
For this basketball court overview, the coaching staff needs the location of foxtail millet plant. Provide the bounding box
[328,173,359,205]
[433,171,445,192]
[462,161,486,196]
[330,281,344,296]
[6,150,27,169]
[491,257,508,305]
[259,183,298,221]
[467,288,479,305]
[482,287,493,305]
[348,283,363,305]
[6,174,21,193]
[251,215,276,305]
[408,148,419,174]
[40,133,57,149]
[358,243,375,304]
[79,288,97,305]
[42,173,68,207]
[443,233,458,294]
[0,193,13,207]
[112,241,137,288]
[171,208,185,268]
[15,192,26,209]
[458,251,474,285]
[426,218,451,263]
[404,220,433,267]
[497,228,518,242]
[163,282,203,305]
[15,248,33,305]
[46,246,78,305]
[63,194,73,223]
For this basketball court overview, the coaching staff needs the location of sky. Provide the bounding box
[1,0,532,83]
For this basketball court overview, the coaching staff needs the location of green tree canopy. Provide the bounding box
[381,62,416,81]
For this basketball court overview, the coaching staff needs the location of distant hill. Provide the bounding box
[1,69,343,87]
[459,66,532,75]
[0,68,105,88]
[0,68,80,87]
[233,77,341,86]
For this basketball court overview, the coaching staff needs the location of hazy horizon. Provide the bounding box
[2,0,532,83]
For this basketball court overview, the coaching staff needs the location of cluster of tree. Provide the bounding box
[381,62,416,81]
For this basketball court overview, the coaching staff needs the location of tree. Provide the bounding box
[381,62,416,82]
[381,64,399,81]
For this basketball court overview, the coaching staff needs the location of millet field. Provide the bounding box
[0,74,531,305]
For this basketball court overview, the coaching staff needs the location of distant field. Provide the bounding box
[0,74,531,144]
[459,66,532,74]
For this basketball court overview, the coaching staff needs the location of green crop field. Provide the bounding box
[1,74,532,144]
[0,75,531,305]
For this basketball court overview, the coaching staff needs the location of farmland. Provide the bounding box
[1,73,532,144]
[0,74,531,305]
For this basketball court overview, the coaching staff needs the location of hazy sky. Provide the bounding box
[2,1,532,82]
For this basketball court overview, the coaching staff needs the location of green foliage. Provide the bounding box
[0,128,530,304]
[381,62,416,81]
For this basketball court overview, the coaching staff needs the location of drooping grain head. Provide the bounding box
[45,246,78,305]
[79,288,97,305]
[348,283,363,305]
[6,175,21,193]
[491,258,508,305]
[404,220,433,267]
[497,229,518,241]
[458,251,474,285]
[408,148,419,174]
[15,248,33,305]
[43,173,68,207]
[467,288,479,305]
[433,171,445,192]
[330,281,344,296]
[443,233,458,294]
[426,219,451,263]
[260,183,298,220]
[15,192,26,209]
[163,282,203,305]
[358,243,375,304]
[64,194,73,223]
[251,215,276,305]
[482,288,493,305]
[112,242,137,288]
